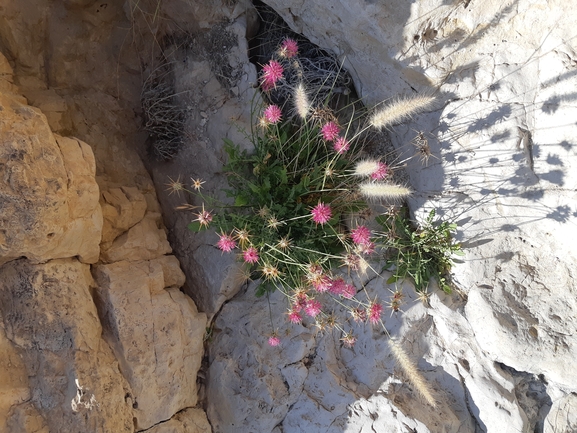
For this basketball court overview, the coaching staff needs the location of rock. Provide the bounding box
[0,258,134,433]
[0,92,102,266]
[146,408,212,433]
[100,186,148,245]
[100,212,172,263]
[0,311,30,433]
[93,259,207,431]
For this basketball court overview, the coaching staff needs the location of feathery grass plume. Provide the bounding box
[354,160,381,177]
[370,95,436,129]
[294,83,310,119]
[359,182,411,200]
[388,339,437,407]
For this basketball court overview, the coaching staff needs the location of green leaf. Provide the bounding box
[235,195,249,206]
[188,221,207,232]
[387,275,399,284]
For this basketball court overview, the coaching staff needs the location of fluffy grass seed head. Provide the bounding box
[388,339,437,407]
[294,83,310,119]
[359,182,411,201]
[370,95,436,129]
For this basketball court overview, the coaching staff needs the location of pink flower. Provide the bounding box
[333,137,350,154]
[263,104,282,124]
[279,38,299,58]
[357,241,375,256]
[261,60,284,90]
[350,308,366,323]
[320,121,340,141]
[351,225,371,245]
[268,335,281,346]
[328,278,346,295]
[341,283,356,299]
[341,332,357,348]
[312,275,332,293]
[311,202,332,225]
[293,291,308,312]
[368,301,383,324]
[243,247,259,264]
[194,205,213,228]
[216,232,236,253]
[288,310,302,324]
[370,162,389,180]
[304,299,322,317]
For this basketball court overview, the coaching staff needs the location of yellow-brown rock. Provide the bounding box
[93,259,207,431]
[0,93,102,266]
[0,258,134,433]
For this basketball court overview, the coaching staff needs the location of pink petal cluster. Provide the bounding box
[356,241,375,255]
[320,121,340,141]
[350,307,366,323]
[194,208,213,227]
[279,38,298,58]
[304,299,322,317]
[351,225,371,245]
[370,161,389,180]
[243,246,259,264]
[312,275,332,293]
[216,233,236,252]
[263,104,282,124]
[368,301,383,324]
[329,278,357,299]
[261,60,284,91]
[311,202,332,225]
[292,291,309,312]
[341,333,357,348]
[288,310,302,324]
[333,137,350,154]
[268,335,281,346]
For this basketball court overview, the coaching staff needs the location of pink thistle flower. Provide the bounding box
[333,137,350,154]
[261,60,284,90]
[341,283,356,299]
[341,332,357,348]
[342,253,360,271]
[268,335,281,346]
[293,291,308,312]
[263,104,282,124]
[357,241,375,256]
[351,225,371,245]
[328,278,346,296]
[243,247,259,264]
[370,161,389,180]
[311,202,332,225]
[305,299,322,317]
[320,121,340,141]
[368,301,383,324]
[350,308,366,323]
[312,275,332,293]
[279,38,299,58]
[288,310,302,324]
[216,232,237,253]
[193,204,213,228]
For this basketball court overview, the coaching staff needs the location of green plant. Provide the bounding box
[179,38,462,349]
[377,207,464,294]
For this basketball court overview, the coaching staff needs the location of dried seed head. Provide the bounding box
[359,182,411,201]
[294,83,310,119]
[370,95,436,129]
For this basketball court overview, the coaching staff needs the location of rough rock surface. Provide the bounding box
[0,259,134,433]
[0,1,212,431]
[93,259,206,431]
[0,91,102,266]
